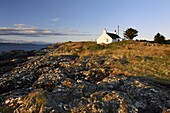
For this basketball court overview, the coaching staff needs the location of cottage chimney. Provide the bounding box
[114,30,117,34]
[103,28,107,34]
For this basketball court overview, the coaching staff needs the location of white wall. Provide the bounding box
[112,38,120,42]
[97,34,119,44]
[97,33,113,44]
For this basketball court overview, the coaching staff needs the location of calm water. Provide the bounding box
[0,43,48,52]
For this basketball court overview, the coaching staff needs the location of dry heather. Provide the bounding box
[49,40,170,81]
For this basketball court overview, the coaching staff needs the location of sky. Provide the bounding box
[0,0,170,43]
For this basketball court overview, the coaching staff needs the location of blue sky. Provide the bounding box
[0,0,170,43]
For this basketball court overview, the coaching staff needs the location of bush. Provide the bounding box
[154,33,165,44]
[124,28,138,40]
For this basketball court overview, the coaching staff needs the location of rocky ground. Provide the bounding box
[0,41,170,113]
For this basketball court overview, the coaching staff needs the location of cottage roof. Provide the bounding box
[107,33,120,39]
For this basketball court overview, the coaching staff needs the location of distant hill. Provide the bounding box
[0,43,48,52]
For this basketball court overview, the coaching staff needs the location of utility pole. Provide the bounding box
[118,25,119,36]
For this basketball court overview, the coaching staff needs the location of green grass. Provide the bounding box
[49,40,170,82]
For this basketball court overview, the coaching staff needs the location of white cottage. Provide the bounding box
[97,29,120,44]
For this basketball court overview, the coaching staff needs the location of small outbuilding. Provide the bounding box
[97,29,120,44]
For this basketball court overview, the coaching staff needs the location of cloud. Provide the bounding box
[52,17,60,22]
[0,24,94,37]
[0,26,56,36]
[14,24,26,28]
[57,28,79,34]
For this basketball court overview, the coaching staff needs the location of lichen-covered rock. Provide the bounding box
[0,43,169,113]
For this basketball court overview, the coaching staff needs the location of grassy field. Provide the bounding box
[49,40,170,82]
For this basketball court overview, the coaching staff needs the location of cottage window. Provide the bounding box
[106,39,109,42]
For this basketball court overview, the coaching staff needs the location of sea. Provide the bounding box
[0,43,48,52]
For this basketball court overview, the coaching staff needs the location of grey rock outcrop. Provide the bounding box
[0,44,169,113]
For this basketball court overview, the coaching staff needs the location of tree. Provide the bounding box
[154,33,165,44]
[124,28,138,40]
